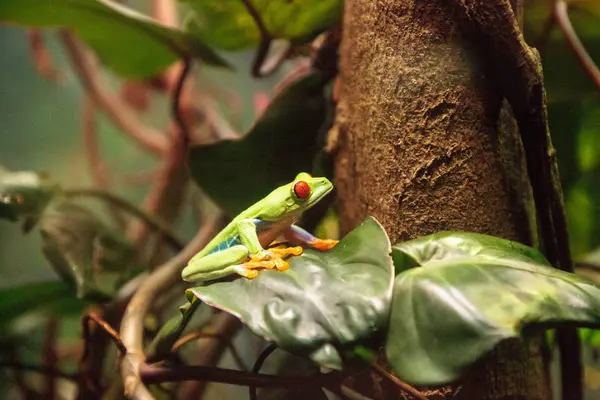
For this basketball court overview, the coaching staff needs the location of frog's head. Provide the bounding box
[259,172,333,221]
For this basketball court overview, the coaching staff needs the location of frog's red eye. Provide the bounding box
[293,181,311,199]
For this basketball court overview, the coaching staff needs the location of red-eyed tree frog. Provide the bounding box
[181,173,338,283]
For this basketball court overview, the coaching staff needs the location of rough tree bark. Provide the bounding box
[332,0,550,398]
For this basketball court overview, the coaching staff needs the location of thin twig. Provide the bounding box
[257,43,294,78]
[82,95,109,189]
[82,95,128,228]
[322,383,375,400]
[141,364,340,388]
[555,0,600,92]
[171,329,247,372]
[177,312,243,398]
[131,57,194,261]
[370,364,428,400]
[82,312,127,359]
[249,343,278,400]
[42,317,59,400]
[171,331,222,352]
[0,362,78,382]
[239,0,288,77]
[63,188,185,252]
[172,58,194,148]
[129,125,189,261]
[120,215,221,399]
[60,31,167,155]
[151,0,181,91]
[197,95,240,142]
[27,29,64,82]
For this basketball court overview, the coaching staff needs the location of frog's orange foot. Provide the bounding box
[242,260,276,270]
[233,266,259,279]
[309,239,339,251]
[248,251,291,272]
[273,258,289,271]
[269,246,303,257]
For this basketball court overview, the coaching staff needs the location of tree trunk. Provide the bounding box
[332,0,550,398]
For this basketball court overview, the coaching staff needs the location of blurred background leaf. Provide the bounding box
[0,0,229,78]
[38,201,135,299]
[188,72,331,215]
[0,167,58,226]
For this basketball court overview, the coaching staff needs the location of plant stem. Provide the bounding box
[120,215,221,399]
[82,312,127,357]
[370,364,428,400]
[239,0,287,77]
[172,58,193,148]
[63,188,184,252]
[555,0,600,92]
[249,343,278,400]
[60,31,167,155]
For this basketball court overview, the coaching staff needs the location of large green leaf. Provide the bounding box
[188,217,394,369]
[183,0,343,51]
[39,201,135,299]
[0,281,89,341]
[0,0,228,78]
[391,231,550,274]
[0,166,58,227]
[387,232,600,386]
[188,72,330,215]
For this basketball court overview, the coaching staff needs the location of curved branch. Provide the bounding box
[249,343,278,400]
[120,216,221,399]
[60,31,167,155]
[63,189,185,252]
[27,29,64,82]
[171,329,246,371]
[555,0,600,92]
[239,0,289,77]
[172,58,194,147]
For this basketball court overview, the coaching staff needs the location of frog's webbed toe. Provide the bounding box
[269,245,303,257]
[308,239,339,251]
[233,265,259,279]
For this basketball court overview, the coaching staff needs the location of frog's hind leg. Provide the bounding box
[183,245,250,282]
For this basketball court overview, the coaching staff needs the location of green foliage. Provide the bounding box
[187,217,394,370]
[188,72,331,215]
[0,166,58,227]
[0,0,229,78]
[183,0,343,51]
[39,201,135,299]
[387,232,600,386]
[0,281,89,341]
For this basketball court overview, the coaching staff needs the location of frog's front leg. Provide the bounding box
[283,225,339,251]
[238,219,290,271]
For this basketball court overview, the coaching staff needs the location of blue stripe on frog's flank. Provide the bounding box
[208,218,273,255]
